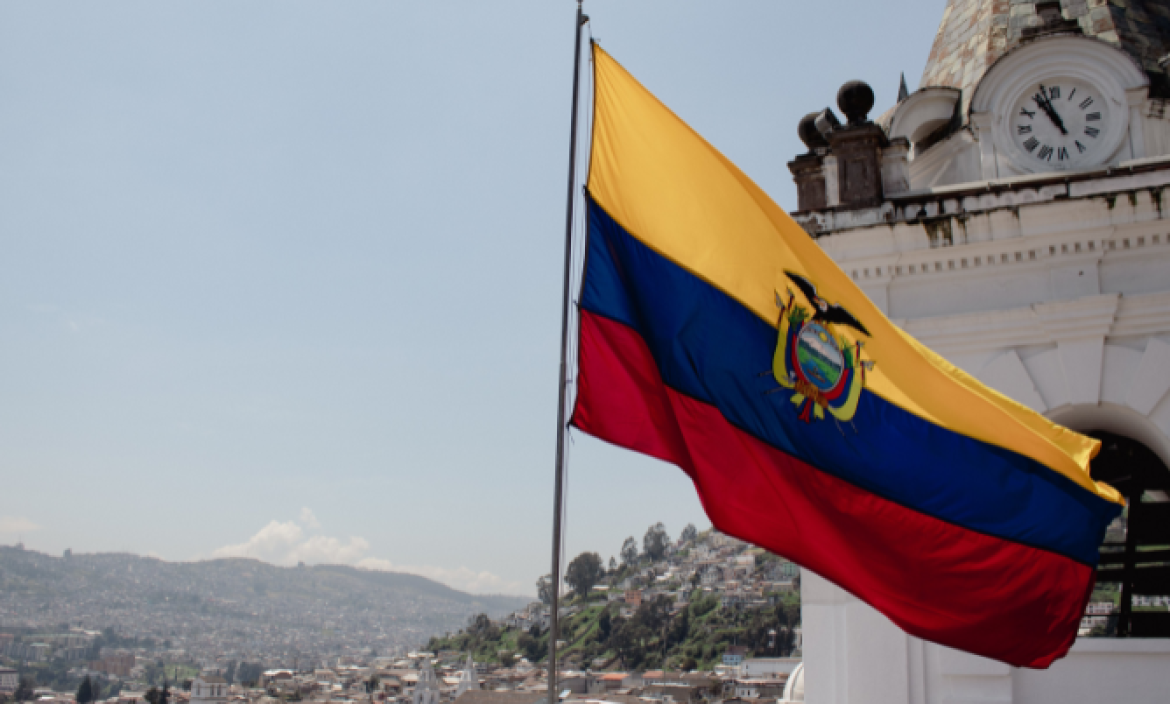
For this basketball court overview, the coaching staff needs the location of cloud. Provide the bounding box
[0,516,41,536]
[290,535,369,564]
[212,515,523,594]
[212,520,305,562]
[211,520,370,565]
[298,507,321,529]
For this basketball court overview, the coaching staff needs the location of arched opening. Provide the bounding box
[1087,430,1170,637]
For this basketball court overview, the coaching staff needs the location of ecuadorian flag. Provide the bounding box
[571,45,1125,668]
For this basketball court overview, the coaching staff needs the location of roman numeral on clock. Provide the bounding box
[1018,124,1032,134]
[1023,137,1040,152]
[1076,140,1087,153]
[1058,147,1069,161]
[1086,112,1101,121]
[1038,144,1054,161]
[1085,126,1100,138]
[1020,107,1036,118]
[1049,86,1061,99]
[1080,96,1094,110]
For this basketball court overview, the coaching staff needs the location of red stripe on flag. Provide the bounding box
[572,310,1094,669]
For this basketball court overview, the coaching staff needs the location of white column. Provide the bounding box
[1127,87,1148,161]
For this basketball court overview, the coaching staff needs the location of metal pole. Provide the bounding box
[549,3,586,704]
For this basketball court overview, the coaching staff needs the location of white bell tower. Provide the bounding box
[455,656,479,698]
[412,658,440,704]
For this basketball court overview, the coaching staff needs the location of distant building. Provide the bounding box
[740,658,801,678]
[191,676,228,704]
[91,654,135,677]
[0,667,18,693]
[411,659,440,704]
[732,677,789,699]
[723,645,748,668]
[452,692,544,704]
[455,656,479,699]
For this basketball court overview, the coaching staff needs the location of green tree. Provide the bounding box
[608,556,617,572]
[680,524,697,543]
[13,677,34,703]
[597,608,612,641]
[565,552,603,599]
[536,575,554,605]
[517,631,545,662]
[620,537,638,566]
[77,676,94,704]
[468,613,492,635]
[236,663,263,687]
[643,523,669,562]
[144,687,161,704]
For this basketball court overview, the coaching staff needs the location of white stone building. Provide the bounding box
[190,676,228,704]
[0,667,18,693]
[787,2,1170,703]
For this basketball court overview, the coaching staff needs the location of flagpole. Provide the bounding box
[549,2,587,704]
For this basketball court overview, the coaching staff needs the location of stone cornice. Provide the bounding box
[895,291,1170,355]
[1033,293,1119,341]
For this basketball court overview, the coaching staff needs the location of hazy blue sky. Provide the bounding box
[1,1,942,595]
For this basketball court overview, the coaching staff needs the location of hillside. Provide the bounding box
[0,546,529,657]
[428,589,799,672]
[426,527,801,672]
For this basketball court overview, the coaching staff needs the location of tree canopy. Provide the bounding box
[536,574,554,605]
[564,552,603,599]
[76,676,95,704]
[643,522,669,562]
[620,537,638,566]
[14,677,35,702]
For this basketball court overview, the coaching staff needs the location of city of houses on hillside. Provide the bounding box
[0,528,807,704]
[0,526,1142,704]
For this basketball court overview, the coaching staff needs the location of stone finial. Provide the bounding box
[798,112,829,153]
[837,80,875,126]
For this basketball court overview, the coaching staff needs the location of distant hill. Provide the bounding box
[0,546,530,657]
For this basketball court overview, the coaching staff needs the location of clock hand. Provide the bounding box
[1033,86,1068,135]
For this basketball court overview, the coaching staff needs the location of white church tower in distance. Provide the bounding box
[411,657,441,704]
[455,656,479,698]
[786,1,1170,703]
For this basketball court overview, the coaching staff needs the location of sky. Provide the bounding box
[0,1,944,596]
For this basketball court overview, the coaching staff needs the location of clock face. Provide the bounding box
[1010,78,1110,171]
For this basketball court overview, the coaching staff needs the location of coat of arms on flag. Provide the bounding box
[769,272,874,423]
